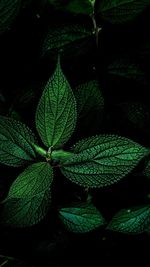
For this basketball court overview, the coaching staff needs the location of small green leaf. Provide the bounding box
[0,0,21,35]
[59,202,105,233]
[0,116,37,167]
[120,102,150,134]
[108,59,146,84]
[61,135,149,188]
[107,205,150,234]
[42,24,93,57]
[97,0,150,24]
[48,0,95,15]
[75,80,104,118]
[1,162,53,227]
[36,59,77,148]
[143,160,150,179]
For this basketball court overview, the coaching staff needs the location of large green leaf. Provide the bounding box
[36,59,77,148]
[107,205,150,234]
[61,135,149,188]
[48,0,95,15]
[0,116,37,167]
[1,162,53,227]
[0,0,21,35]
[59,202,105,233]
[98,0,150,24]
[42,24,93,57]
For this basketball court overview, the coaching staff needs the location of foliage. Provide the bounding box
[0,0,150,266]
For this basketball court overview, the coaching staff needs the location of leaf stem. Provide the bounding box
[51,149,74,164]
[33,144,47,158]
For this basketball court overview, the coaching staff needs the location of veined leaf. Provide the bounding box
[0,116,37,167]
[59,202,105,233]
[42,24,93,57]
[0,0,21,35]
[61,135,149,188]
[98,0,150,24]
[1,162,53,227]
[108,59,146,84]
[48,0,95,15]
[36,59,77,148]
[107,205,150,234]
[75,80,104,118]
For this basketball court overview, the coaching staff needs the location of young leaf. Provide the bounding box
[0,116,37,167]
[48,0,95,15]
[36,59,77,148]
[61,135,149,188]
[97,0,150,24]
[42,24,93,57]
[59,203,105,233]
[0,0,21,35]
[107,205,150,234]
[108,59,146,84]
[1,162,53,227]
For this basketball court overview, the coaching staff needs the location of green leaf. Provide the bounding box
[1,162,53,227]
[97,0,150,24]
[75,80,104,118]
[61,135,149,188]
[108,59,146,84]
[143,160,150,179]
[120,102,150,134]
[107,205,150,234]
[0,116,37,167]
[59,202,105,233]
[42,24,93,57]
[0,0,21,35]
[48,0,95,15]
[36,59,77,148]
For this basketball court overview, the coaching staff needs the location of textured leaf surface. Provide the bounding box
[98,0,150,24]
[75,80,104,118]
[143,160,150,179]
[107,205,150,234]
[0,0,21,34]
[59,203,105,233]
[0,116,37,167]
[36,60,77,148]
[1,162,53,227]
[48,0,94,15]
[108,59,146,84]
[42,24,93,56]
[61,135,149,188]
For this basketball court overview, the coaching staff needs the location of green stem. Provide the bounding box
[51,149,73,164]
[32,144,47,158]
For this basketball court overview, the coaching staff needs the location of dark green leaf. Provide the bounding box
[59,202,105,233]
[120,102,150,134]
[36,59,77,148]
[107,205,150,234]
[98,0,150,24]
[0,0,21,34]
[0,116,37,167]
[108,59,146,84]
[75,80,104,118]
[42,24,93,57]
[143,160,150,179]
[61,135,149,188]
[1,162,53,227]
[48,0,95,15]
